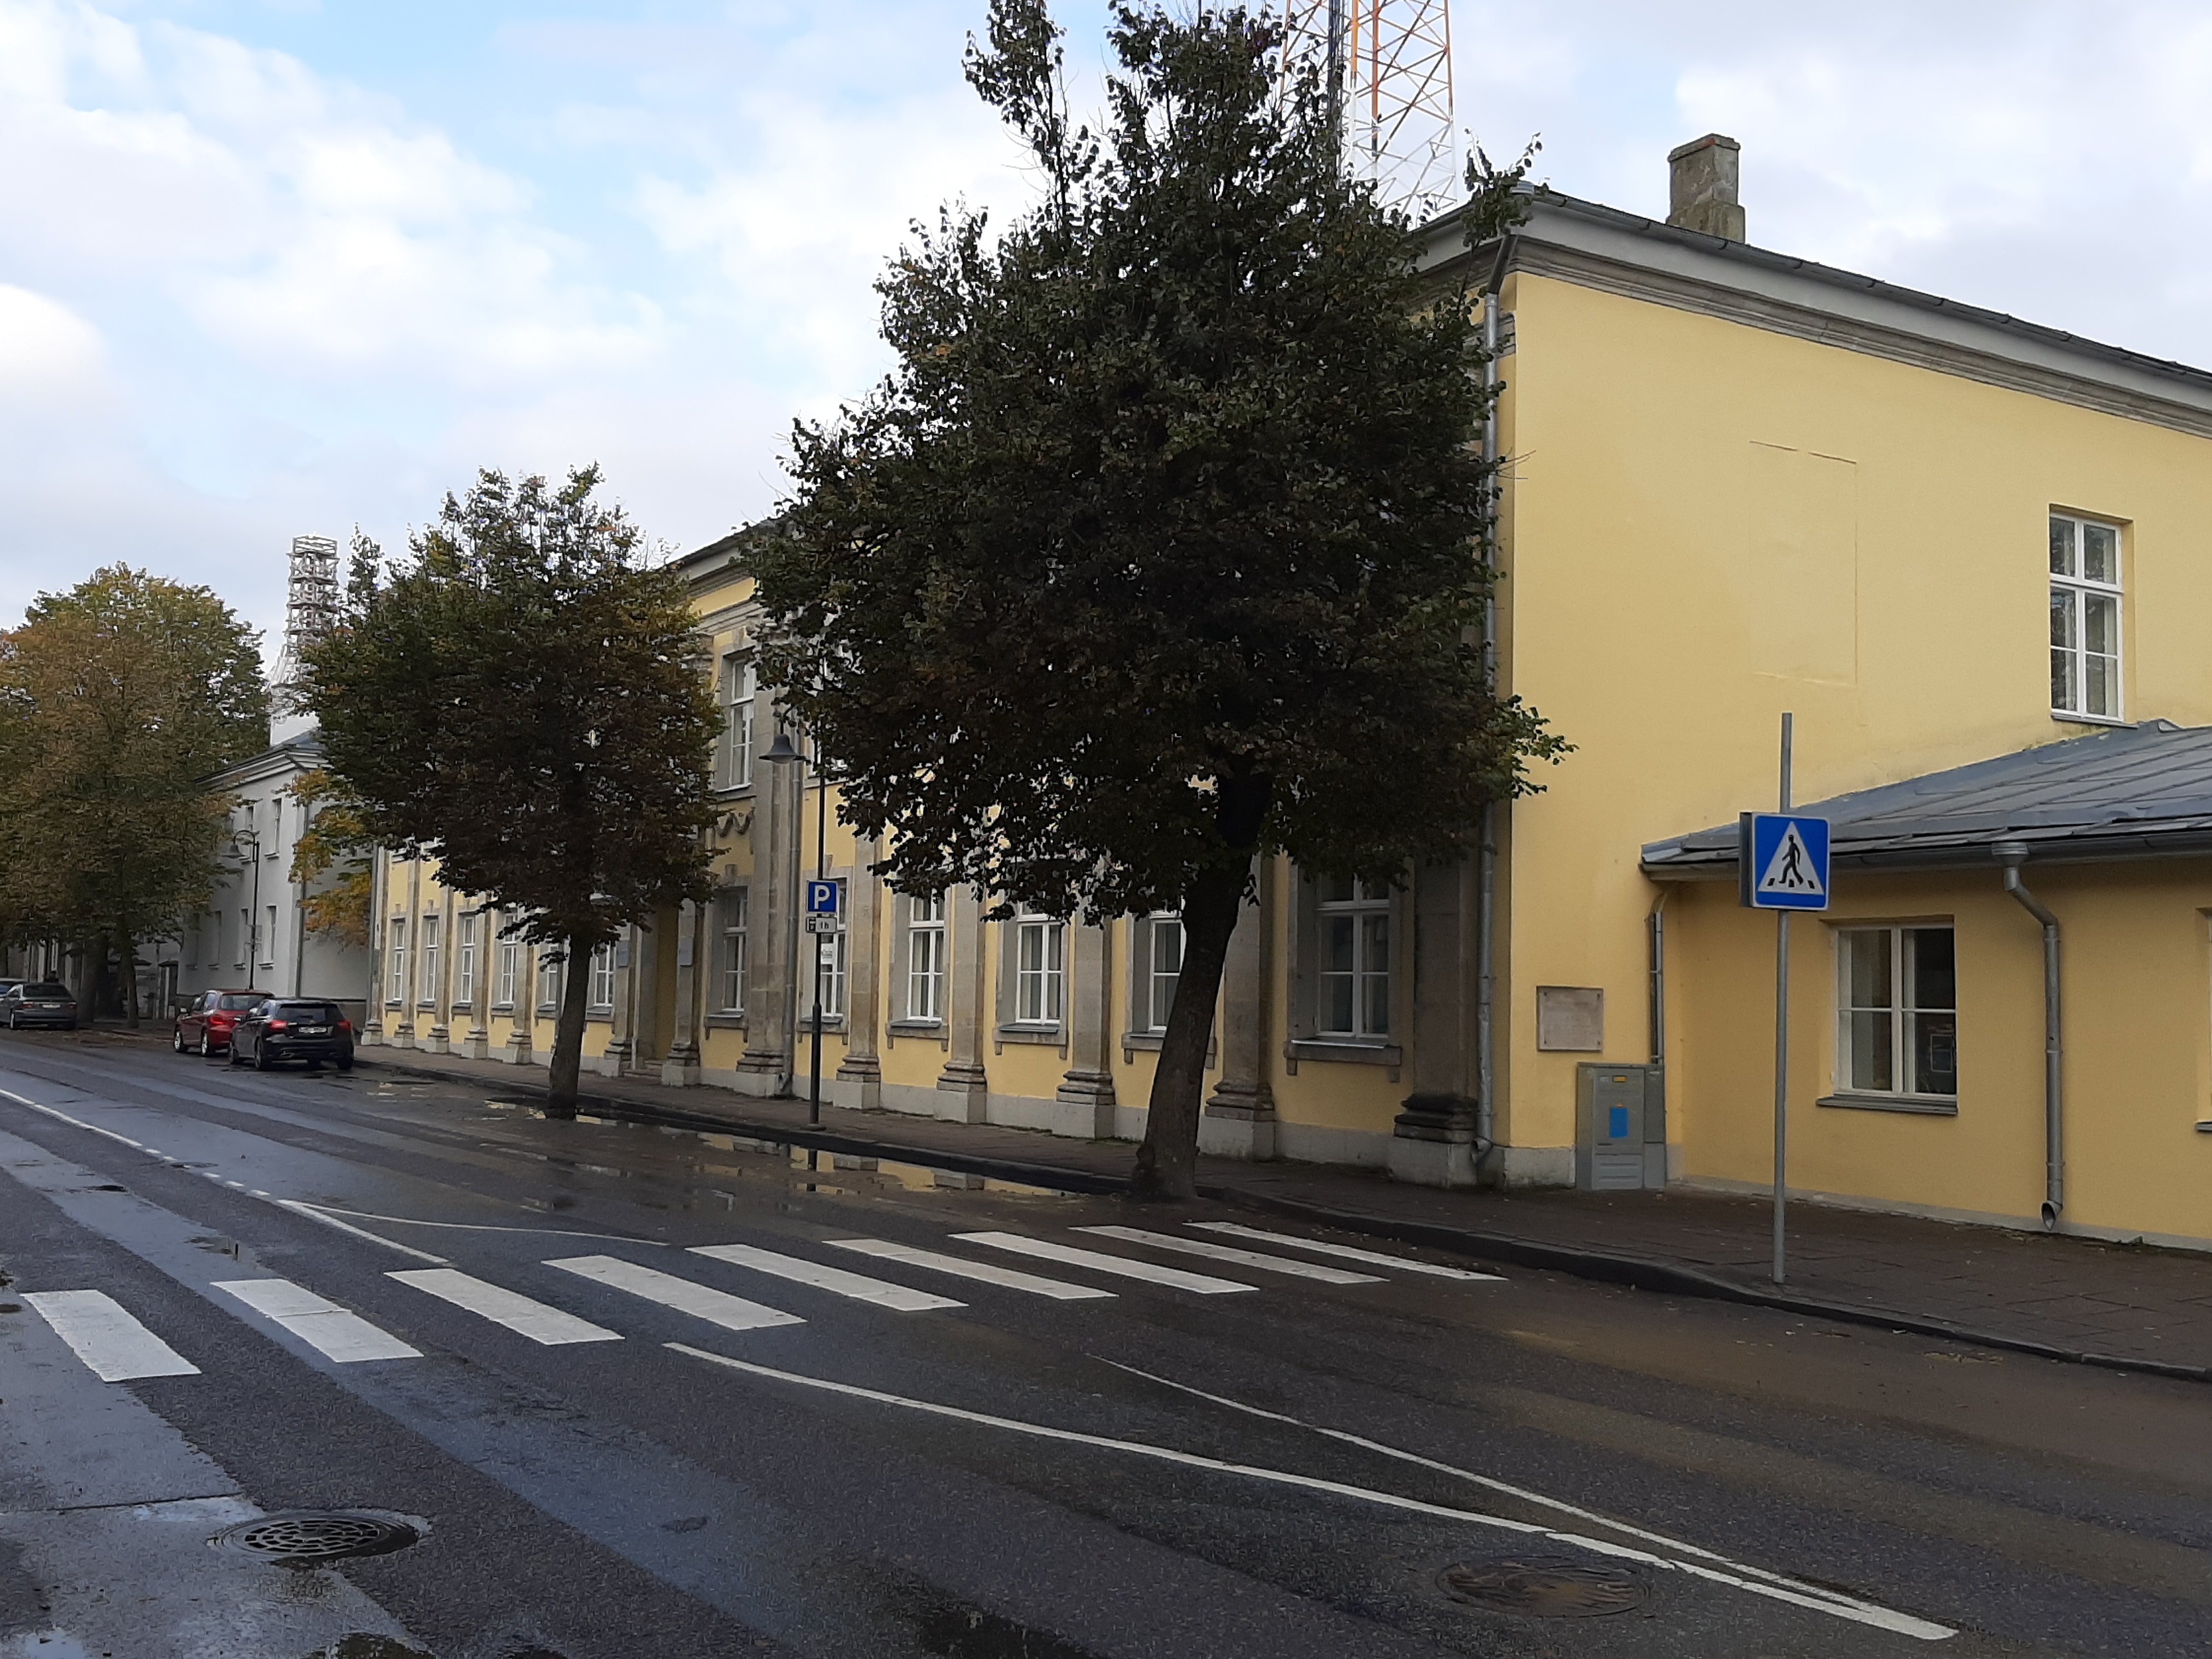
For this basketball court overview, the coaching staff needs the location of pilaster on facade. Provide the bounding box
[501,930,535,1065]
[737,759,793,1089]
[460,904,492,1061]
[1054,918,1118,1138]
[661,899,704,1086]
[1202,858,1278,1160]
[1388,855,1483,1188]
[423,885,456,1054]
[600,924,637,1077]
[834,838,884,1109]
[361,848,388,1044]
[934,885,989,1122]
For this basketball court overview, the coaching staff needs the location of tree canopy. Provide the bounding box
[303,468,721,1111]
[754,0,1566,1196]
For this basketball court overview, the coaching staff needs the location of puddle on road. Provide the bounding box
[915,1602,1105,1659]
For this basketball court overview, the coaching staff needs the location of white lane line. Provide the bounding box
[1189,1222,1505,1282]
[211,1278,422,1363]
[23,1290,201,1382]
[388,1269,621,1345]
[827,1238,1116,1301]
[277,1200,449,1265]
[1103,1361,1945,1638]
[545,1256,803,1334]
[687,1243,963,1312]
[952,1231,1255,1294]
[1075,1226,1381,1284]
[674,1345,1952,1642]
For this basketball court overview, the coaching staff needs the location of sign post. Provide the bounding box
[1739,713,1830,1285]
[803,878,840,1129]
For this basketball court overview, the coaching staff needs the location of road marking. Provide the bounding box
[687,1243,963,1312]
[827,1238,1115,1300]
[1075,1226,1381,1284]
[674,1345,1953,1642]
[545,1256,803,1334]
[1188,1222,1505,1281]
[297,1202,667,1245]
[278,1200,449,1264]
[951,1232,1255,1294]
[23,1290,201,1381]
[212,1278,422,1363]
[388,1269,621,1345]
[1103,1360,1947,1639]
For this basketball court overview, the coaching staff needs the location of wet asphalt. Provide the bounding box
[0,1030,2205,1659]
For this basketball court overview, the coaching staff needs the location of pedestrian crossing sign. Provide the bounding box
[1738,812,1831,910]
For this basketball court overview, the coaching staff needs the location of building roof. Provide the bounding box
[1642,721,2212,878]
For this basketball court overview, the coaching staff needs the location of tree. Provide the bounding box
[0,566,267,1021]
[287,769,373,950]
[753,0,1567,1198]
[303,468,720,1114]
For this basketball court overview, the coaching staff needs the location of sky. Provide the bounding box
[3,0,2209,648]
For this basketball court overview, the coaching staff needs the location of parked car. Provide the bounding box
[228,998,356,1072]
[173,989,264,1056]
[2,982,79,1031]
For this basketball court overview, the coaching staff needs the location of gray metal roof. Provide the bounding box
[1642,721,2212,878]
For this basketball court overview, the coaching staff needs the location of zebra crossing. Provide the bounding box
[16,1221,1503,1383]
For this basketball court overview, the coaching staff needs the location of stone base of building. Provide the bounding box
[1200,1101,1279,1161]
[459,1031,491,1060]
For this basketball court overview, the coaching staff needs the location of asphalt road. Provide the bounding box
[0,1030,2205,1659]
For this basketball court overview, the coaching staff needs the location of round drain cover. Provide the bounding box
[216,1511,419,1565]
[1438,1556,1647,1618]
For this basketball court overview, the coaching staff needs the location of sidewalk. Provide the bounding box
[352,1044,2212,1384]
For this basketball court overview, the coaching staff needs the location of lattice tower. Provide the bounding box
[1281,0,1456,221]
[274,533,339,708]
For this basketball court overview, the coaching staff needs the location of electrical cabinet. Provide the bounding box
[1575,1063,1667,1191]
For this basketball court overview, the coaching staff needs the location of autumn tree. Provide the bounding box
[303,468,720,1114]
[754,1,1565,1197]
[287,769,373,950]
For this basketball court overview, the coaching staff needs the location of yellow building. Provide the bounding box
[362,134,2212,1250]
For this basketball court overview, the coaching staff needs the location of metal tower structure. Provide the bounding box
[273,533,339,709]
[1281,0,1456,220]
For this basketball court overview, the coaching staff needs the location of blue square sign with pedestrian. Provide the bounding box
[1739,813,1831,911]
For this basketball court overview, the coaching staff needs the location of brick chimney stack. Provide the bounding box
[1667,133,1745,242]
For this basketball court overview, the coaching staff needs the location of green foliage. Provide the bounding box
[303,467,720,1109]
[755,0,1566,1193]
[287,768,373,950]
[0,565,267,1016]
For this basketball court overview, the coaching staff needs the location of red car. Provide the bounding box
[173,989,264,1056]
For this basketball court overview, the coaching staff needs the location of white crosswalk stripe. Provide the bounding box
[827,1237,1116,1300]
[951,1232,1256,1294]
[545,1255,804,1333]
[1186,1222,1505,1281]
[388,1269,622,1345]
[687,1243,964,1312]
[1075,1226,1382,1284]
[212,1278,422,1362]
[23,1290,200,1381]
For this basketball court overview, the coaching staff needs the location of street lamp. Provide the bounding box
[231,828,264,993]
[757,730,830,1133]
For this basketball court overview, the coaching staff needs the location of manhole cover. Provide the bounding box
[215,1511,420,1565]
[1438,1556,1647,1618]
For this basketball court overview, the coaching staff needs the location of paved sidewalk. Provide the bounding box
[329,1043,2204,1383]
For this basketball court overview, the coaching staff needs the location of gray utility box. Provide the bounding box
[1575,1063,1667,1191]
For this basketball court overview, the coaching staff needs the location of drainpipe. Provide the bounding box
[1647,888,1670,1070]
[1993,841,2062,1228]
[1473,229,1517,1182]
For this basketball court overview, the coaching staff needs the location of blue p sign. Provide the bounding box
[805,881,840,917]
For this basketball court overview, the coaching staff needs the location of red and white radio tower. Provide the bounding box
[1281,0,1456,220]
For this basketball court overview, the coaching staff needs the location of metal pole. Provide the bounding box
[810,746,827,1129]
[1772,712,1793,1286]
[247,833,262,992]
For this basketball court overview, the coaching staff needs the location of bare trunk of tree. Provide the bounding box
[546,939,593,1118]
[119,920,140,1028]
[1132,861,1245,1201]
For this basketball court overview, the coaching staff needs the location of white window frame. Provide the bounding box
[386,918,408,1008]
[238,908,252,970]
[1835,924,1958,1104]
[456,912,478,1006]
[2050,512,2124,723]
[719,888,749,1014]
[494,917,520,1010]
[1315,878,1392,1041]
[720,654,756,788]
[906,894,948,1023]
[261,904,278,970]
[418,913,441,1005]
[536,948,561,1014]
[1137,914,1183,1035]
[1013,913,1065,1026]
[588,942,616,1012]
[811,885,849,1022]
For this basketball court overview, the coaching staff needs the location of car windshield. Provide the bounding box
[216,994,261,1011]
[25,983,72,998]
[275,1004,343,1021]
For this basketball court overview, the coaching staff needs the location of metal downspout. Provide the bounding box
[1994,842,2062,1227]
[1648,888,1670,1071]
[1474,230,1517,1181]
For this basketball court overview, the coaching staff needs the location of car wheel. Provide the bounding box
[173,1026,186,1053]
[305,1060,322,1073]
[227,1041,244,1066]
[200,1032,214,1057]
[253,1044,273,1071]
[337,1057,354,1073]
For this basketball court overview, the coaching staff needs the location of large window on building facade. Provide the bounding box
[494,917,519,1009]
[1013,912,1065,1026]
[720,889,748,1014]
[456,913,478,1006]
[419,914,441,1003]
[1837,925,1957,1100]
[719,655,755,788]
[906,894,948,1021]
[1137,915,1183,1034]
[386,918,408,1007]
[811,885,849,1022]
[2050,512,2122,721]
[588,943,616,1011]
[1316,877,1391,1039]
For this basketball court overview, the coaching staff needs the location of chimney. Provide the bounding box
[1667,133,1744,242]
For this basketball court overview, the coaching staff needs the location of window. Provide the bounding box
[588,943,616,1011]
[387,918,408,1007]
[419,913,441,1002]
[2050,513,2122,721]
[456,913,478,1006]
[1013,914,1065,1025]
[494,917,520,1010]
[1317,877,1391,1039]
[719,655,755,788]
[537,949,560,1013]
[262,904,278,968]
[719,889,748,1014]
[906,894,948,1021]
[1138,915,1183,1034]
[807,881,848,1021]
[1837,926,1957,1099]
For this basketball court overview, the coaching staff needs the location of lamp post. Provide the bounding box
[232,828,264,992]
[758,730,830,1131]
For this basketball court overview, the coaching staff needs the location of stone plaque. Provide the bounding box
[1536,986,1605,1052]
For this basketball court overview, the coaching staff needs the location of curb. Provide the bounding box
[358,1052,2210,1388]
